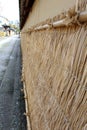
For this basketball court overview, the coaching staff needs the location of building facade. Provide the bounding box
[20,0,87,130]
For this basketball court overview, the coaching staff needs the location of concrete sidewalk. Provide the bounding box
[0,36,26,130]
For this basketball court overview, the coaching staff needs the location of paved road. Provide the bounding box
[0,36,26,130]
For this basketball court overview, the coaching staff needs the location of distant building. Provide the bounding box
[0,16,9,36]
[0,16,16,36]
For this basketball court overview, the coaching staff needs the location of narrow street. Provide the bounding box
[0,36,26,130]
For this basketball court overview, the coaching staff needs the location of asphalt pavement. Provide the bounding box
[0,36,26,130]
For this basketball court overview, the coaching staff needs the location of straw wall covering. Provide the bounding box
[21,0,87,130]
[21,24,87,130]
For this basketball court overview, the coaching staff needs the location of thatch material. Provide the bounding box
[21,0,87,130]
[21,25,87,130]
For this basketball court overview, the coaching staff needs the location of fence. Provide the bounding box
[21,0,87,129]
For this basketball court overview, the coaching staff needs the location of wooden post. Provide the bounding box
[24,83,31,130]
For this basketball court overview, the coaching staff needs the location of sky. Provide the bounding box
[0,0,19,21]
